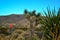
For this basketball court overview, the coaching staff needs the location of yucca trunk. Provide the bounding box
[55,27,58,40]
[50,27,59,40]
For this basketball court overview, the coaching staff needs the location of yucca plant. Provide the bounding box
[41,8,60,40]
[36,13,41,26]
[24,9,42,40]
[24,9,41,26]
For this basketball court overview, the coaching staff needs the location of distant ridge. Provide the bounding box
[0,14,29,26]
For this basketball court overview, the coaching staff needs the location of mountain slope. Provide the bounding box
[0,14,29,27]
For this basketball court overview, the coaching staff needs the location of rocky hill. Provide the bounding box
[0,14,29,27]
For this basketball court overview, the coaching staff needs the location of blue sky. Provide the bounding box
[0,0,60,16]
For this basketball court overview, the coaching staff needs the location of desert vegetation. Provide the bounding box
[0,8,60,40]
